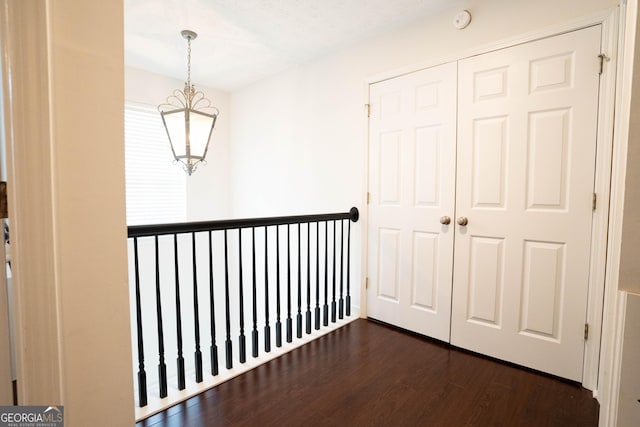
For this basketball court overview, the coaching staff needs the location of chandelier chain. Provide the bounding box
[186,37,192,89]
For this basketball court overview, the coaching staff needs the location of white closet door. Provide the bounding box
[452,26,601,381]
[367,62,457,341]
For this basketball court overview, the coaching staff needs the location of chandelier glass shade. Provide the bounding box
[158,30,219,175]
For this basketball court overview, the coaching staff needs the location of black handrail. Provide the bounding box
[128,207,359,238]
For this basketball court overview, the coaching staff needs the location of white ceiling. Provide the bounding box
[125,0,463,91]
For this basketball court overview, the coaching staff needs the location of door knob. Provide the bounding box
[457,217,469,226]
[440,216,451,225]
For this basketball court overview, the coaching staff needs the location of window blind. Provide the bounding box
[125,103,186,225]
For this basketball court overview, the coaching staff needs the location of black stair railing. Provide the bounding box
[128,207,359,408]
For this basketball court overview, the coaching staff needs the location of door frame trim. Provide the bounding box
[583,8,619,394]
[362,7,621,395]
[0,0,63,403]
[595,1,636,425]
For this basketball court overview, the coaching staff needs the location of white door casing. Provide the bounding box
[0,239,11,405]
[451,26,602,381]
[0,26,12,404]
[367,62,457,341]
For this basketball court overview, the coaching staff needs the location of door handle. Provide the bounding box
[440,216,451,225]
[457,217,469,226]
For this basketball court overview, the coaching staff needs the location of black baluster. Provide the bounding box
[192,233,203,383]
[133,238,147,407]
[174,234,185,390]
[238,228,246,363]
[224,230,233,369]
[346,219,352,317]
[275,226,282,347]
[339,220,344,320]
[331,220,337,323]
[315,222,320,330]
[208,231,219,376]
[154,236,167,398]
[264,226,271,353]
[251,228,259,358]
[305,222,312,334]
[323,221,329,327]
[296,223,302,339]
[286,224,293,343]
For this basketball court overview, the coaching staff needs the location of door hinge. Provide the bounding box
[366,277,369,289]
[365,103,371,118]
[584,323,589,340]
[598,54,610,75]
[0,182,7,219]
[592,193,597,211]
[367,192,371,204]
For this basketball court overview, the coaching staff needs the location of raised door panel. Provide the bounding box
[379,132,402,206]
[466,236,505,327]
[520,241,565,340]
[411,231,439,311]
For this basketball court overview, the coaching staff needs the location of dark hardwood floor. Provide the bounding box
[138,319,598,427]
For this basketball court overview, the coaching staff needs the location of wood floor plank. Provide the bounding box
[138,319,598,427]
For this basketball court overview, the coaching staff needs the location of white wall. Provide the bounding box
[618,294,640,426]
[620,0,640,294]
[228,0,618,313]
[229,0,618,216]
[616,2,640,424]
[126,67,231,221]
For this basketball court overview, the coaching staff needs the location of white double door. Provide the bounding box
[367,26,601,381]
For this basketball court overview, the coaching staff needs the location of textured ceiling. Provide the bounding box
[125,0,463,91]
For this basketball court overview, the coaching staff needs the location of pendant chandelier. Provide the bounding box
[158,30,219,175]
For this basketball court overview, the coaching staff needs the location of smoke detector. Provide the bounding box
[453,10,472,30]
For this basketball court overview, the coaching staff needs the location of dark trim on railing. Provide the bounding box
[133,238,147,407]
[251,228,259,358]
[128,208,359,238]
[331,220,337,323]
[346,220,352,317]
[264,227,271,353]
[296,223,302,339]
[339,220,344,320]
[224,230,232,369]
[264,226,271,353]
[174,234,186,390]
[276,227,282,348]
[208,231,219,376]
[323,222,329,327]
[192,232,203,383]
[238,228,246,364]
[314,222,320,330]
[306,222,312,335]
[154,236,168,398]
[286,225,293,344]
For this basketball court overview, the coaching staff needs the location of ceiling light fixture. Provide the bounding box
[158,30,219,175]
